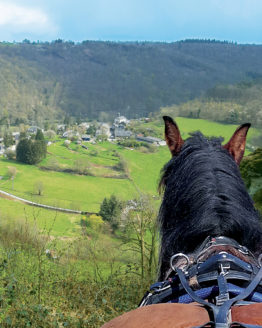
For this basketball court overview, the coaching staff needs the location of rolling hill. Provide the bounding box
[1,40,262,123]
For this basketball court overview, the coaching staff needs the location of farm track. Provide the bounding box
[0,189,97,215]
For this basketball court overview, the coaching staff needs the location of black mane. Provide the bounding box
[158,132,262,280]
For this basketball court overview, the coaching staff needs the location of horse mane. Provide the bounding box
[158,132,262,280]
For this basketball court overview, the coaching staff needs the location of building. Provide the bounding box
[79,122,90,130]
[136,136,166,146]
[0,144,5,155]
[57,124,66,132]
[114,127,132,138]
[81,134,91,141]
[12,132,20,143]
[62,130,80,138]
[96,123,111,137]
[27,126,43,134]
[114,115,129,126]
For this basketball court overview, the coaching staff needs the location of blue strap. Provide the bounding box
[216,265,262,325]
[177,265,262,327]
[173,283,262,304]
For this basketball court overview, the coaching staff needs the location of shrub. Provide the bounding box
[99,195,123,232]
[73,158,91,175]
[6,167,17,180]
[64,140,71,147]
[44,130,56,140]
[86,214,104,232]
[3,132,14,147]
[90,149,98,156]
[114,156,128,174]
[5,148,16,160]
[34,180,44,196]
[45,157,60,171]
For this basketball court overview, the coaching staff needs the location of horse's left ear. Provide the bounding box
[163,116,184,156]
[223,123,251,165]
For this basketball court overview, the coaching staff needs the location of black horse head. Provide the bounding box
[158,116,262,280]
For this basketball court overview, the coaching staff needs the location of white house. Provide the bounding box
[27,126,43,134]
[96,123,111,137]
[79,122,90,130]
[114,115,129,126]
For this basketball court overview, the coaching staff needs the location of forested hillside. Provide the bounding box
[1,40,262,123]
[161,79,262,128]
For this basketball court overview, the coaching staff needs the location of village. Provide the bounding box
[0,114,166,157]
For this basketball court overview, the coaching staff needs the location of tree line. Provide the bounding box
[160,80,262,128]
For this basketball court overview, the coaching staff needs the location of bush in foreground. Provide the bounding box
[0,219,143,327]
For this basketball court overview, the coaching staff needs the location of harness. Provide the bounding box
[139,236,262,328]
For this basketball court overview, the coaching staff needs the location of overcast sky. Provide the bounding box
[0,0,262,44]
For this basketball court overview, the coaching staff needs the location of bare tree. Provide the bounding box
[121,194,159,283]
[7,166,17,190]
[34,180,44,196]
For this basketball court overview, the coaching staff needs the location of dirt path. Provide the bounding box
[0,189,97,215]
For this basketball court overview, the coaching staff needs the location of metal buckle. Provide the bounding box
[258,253,262,267]
[170,253,190,272]
[219,262,230,276]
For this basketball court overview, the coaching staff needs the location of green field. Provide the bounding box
[0,117,260,236]
[142,117,260,146]
[0,117,261,327]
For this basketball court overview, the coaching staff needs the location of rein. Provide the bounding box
[139,236,262,328]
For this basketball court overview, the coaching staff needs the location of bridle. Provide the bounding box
[139,236,262,328]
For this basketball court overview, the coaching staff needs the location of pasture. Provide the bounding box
[0,117,261,327]
[0,117,260,235]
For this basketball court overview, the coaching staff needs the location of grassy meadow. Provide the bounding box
[0,117,259,218]
[0,117,261,327]
[0,117,260,241]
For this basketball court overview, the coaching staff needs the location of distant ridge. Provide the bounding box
[1,40,262,123]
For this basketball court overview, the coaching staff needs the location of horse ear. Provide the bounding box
[223,123,251,165]
[163,116,184,156]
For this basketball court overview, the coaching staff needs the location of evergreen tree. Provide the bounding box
[35,129,44,141]
[99,195,123,231]
[16,133,46,165]
[19,131,27,139]
[16,139,34,164]
[35,129,47,159]
[3,132,14,147]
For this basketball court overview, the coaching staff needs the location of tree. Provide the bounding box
[3,132,14,147]
[121,194,159,282]
[74,158,90,174]
[44,130,56,140]
[86,125,97,136]
[240,148,262,213]
[35,129,44,140]
[35,129,47,159]
[240,148,262,188]
[7,167,17,190]
[16,137,46,165]
[99,195,123,231]
[19,131,27,139]
[16,138,33,164]
[34,180,44,196]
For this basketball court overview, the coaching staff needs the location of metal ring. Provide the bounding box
[170,253,190,272]
[258,254,262,267]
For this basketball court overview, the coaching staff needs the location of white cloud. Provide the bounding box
[0,2,57,36]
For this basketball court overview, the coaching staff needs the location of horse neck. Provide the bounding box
[159,146,261,254]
